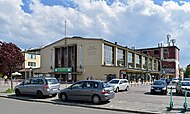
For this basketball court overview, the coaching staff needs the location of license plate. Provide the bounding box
[155,90,161,92]
[52,88,58,91]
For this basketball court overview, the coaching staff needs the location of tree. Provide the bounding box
[0,41,25,89]
[185,65,190,78]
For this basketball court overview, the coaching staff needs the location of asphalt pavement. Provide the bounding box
[1,80,189,114]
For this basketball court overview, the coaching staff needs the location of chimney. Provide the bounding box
[115,42,117,45]
[167,34,171,46]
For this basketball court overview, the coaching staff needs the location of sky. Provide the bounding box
[0,0,190,69]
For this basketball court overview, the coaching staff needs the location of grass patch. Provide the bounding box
[5,88,14,93]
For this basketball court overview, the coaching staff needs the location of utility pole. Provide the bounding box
[65,20,67,38]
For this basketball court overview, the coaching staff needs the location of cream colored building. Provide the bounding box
[39,37,160,83]
[19,48,41,79]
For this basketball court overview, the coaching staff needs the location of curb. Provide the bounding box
[0,94,160,114]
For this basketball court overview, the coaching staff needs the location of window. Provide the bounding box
[83,81,94,88]
[28,54,36,59]
[72,82,83,89]
[117,49,124,66]
[142,56,146,69]
[31,79,38,84]
[154,50,159,55]
[104,45,114,65]
[136,54,141,69]
[38,79,44,84]
[128,52,134,68]
[148,58,152,70]
[24,79,31,85]
[142,51,147,54]
[28,62,36,67]
[163,49,168,53]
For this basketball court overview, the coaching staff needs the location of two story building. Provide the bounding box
[38,37,160,83]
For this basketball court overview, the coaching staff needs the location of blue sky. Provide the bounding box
[1,0,190,69]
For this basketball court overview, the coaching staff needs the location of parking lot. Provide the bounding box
[2,82,190,113]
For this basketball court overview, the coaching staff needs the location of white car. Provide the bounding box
[176,81,190,95]
[108,79,129,93]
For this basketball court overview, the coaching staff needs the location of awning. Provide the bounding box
[12,72,22,76]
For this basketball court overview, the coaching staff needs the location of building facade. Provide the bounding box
[136,45,180,78]
[19,48,41,79]
[39,37,160,83]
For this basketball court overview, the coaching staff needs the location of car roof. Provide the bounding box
[111,79,127,81]
[181,81,190,82]
[79,80,103,83]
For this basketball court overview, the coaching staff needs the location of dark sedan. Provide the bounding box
[150,80,167,95]
[58,80,115,104]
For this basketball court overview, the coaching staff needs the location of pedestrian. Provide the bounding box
[141,77,144,84]
[4,75,8,84]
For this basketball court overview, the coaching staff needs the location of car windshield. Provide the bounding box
[153,81,165,85]
[46,78,58,84]
[160,78,166,81]
[184,78,190,81]
[182,82,190,86]
[109,80,119,84]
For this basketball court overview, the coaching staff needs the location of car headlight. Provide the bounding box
[162,87,166,90]
[151,87,154,89]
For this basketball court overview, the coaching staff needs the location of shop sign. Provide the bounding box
[54,67,72,72]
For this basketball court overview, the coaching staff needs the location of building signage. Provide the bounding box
[161,68,175,74]
[54,67,72,72]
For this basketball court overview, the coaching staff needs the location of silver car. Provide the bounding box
[58,80,115,104]
[14,77,60,98]
[108,79,129,93]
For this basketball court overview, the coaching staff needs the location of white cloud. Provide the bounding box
[0,0,190,68]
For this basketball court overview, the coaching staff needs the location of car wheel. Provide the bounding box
[60,93,67,101]
[36,90,43,99]
[52,94,57,97]
[92,95,101,104]
[125,86,129,91]
[15,89,21,96]
[115,87,119,93]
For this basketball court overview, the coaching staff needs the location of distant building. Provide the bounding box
[38,37,160,83]
[19,48,41,79]
[136,35,180,78]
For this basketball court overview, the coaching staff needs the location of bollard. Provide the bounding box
[183,90,188,112]
[169,88,174,110]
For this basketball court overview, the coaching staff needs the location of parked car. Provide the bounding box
[14,77,60,98]
[159,78,170,85]
[108,79,129,93]
[58,80,115,104]
[176,81,190,95]
[150,80,167,95]
[167,81,177,89]
[171,78,180,83]
[183,78,190,81]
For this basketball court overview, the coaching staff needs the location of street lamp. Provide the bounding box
[29,67,33,78]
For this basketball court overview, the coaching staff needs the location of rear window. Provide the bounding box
[109,80,119,84]
[46,78,58,84]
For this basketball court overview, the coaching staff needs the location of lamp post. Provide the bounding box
[29,67,33,78]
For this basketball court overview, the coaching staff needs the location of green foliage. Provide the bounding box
[185,66,190,78]
[5,88,14,93]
